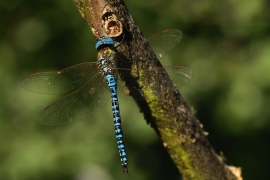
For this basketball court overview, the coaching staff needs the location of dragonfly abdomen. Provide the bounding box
[106,73,128,175]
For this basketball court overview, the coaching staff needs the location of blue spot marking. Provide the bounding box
[118,144,125,148]
[115,129,121,133]
[116,134,123,138]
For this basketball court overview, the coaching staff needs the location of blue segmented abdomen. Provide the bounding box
[106,74,128,175]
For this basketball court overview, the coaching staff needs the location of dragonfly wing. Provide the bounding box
[22,62,99,94]
[114,29,190,100]
[147,31,193,89]
[148,29,183,60]
[39,75,110,125]
[116,29,182,63]
[165,66,193,88]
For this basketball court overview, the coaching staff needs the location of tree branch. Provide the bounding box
[72,0,242,179]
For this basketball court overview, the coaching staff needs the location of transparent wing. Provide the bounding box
[165,66,193,88]
[22,62,99,95]
[116,29,186,100]
[148,29,183,60]
[116,29,182,63]
[147,30,193,89]
[116,66,193,101]
[39,75,110,125]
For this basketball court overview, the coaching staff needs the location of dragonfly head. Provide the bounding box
[96,37,115,50]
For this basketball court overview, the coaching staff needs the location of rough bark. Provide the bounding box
[72,0,242,179]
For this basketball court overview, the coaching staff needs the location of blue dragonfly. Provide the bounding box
[21,29,193,175]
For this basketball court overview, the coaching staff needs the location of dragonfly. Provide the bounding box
[21,29,193,175]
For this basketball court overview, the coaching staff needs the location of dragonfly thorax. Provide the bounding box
[97,48,116,76]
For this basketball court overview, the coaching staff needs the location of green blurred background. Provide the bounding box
[1,0,269,179]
